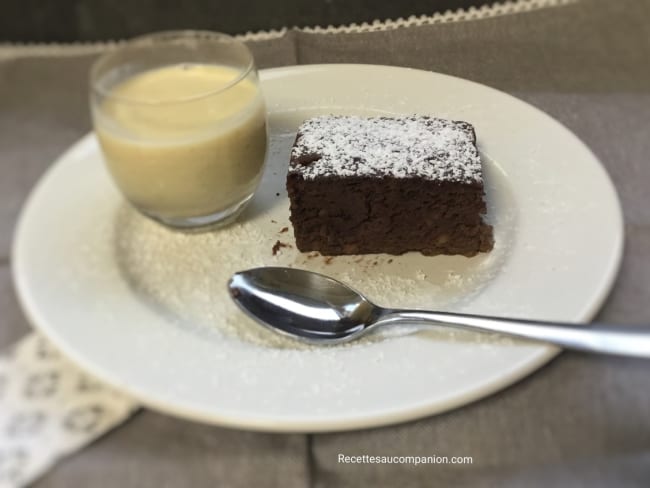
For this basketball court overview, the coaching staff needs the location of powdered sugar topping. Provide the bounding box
[289,115,483,183]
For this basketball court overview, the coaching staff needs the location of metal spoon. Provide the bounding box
[228,267,650,357]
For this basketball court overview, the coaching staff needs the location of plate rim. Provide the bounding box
[11,64,624,432]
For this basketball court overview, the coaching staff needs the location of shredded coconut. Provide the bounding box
[289,115,482,183]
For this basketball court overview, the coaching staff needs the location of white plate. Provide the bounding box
[13,65,623,432]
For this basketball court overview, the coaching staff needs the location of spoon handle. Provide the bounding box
[377,311,650,358]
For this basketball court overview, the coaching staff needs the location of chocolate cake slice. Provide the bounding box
[286,115,494,257]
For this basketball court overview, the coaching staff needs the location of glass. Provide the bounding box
[90,31,268,230]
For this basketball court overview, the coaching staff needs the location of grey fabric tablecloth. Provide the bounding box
[1,0,650,486]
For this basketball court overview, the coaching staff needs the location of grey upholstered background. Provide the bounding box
[3,0,491,42]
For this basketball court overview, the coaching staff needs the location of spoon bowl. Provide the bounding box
[229,267,380,343]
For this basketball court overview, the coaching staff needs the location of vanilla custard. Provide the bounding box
[94,64,267,222]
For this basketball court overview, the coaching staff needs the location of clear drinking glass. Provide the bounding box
[90,31,268,230]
